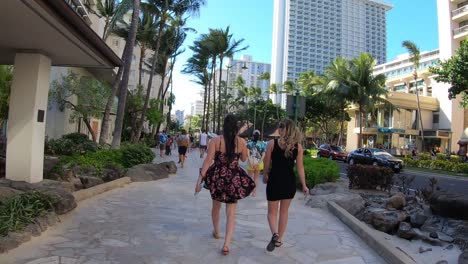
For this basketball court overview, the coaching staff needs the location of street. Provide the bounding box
[336,161,468,195]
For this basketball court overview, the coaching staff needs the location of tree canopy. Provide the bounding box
[430,40,468,108]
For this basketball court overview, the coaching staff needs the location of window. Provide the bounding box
[112,39,119,47]
[433,113,439,124]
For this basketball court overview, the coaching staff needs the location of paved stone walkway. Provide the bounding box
[0,152,385,264]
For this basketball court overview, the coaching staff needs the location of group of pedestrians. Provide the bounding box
[194,114,309,255]
[157,130,191,168]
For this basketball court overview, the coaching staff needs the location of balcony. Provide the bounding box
[64,0,92,25]
[452,5,468,22]
[453,24,468,40]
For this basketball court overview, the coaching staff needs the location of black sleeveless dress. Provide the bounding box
[266,139,298,201]
[204,138,256,203]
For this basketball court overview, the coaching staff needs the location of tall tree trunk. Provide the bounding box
[338,106,345,146]
[138,45,146,86]
[261,107,266,141]
[133,5,167,142]
[210,59,216,133]
[83,117,97,143]
[358,105,363,148]
[217,56,224,133]
[111,0,140,148]
[202,81,208,130]
[206,76,212,132]
[415,78,425,151]
[99,37,130,145]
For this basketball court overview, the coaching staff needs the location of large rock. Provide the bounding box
[158,161,178,174]
[410,213,428,228]
[79,176,104,189]
[459,252,468,264]
[309,179,347,195]
[397,221,417,240]
[386,192,406,210]
[43,157,60,177]
[101,165,125,182]
[430,191,468,220]
[38,188,76,215]
[307,191,365,215]
[370,209,408,234]
[0,186,23,200]
[126,163,169,182]
[37,179,75,193]
[0,236,20,253]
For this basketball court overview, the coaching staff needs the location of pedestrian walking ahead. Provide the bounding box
[195,114,255,256]
[263,119,309,252]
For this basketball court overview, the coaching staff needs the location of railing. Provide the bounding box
[452,5,468,16]
[64,0,92,24]
[454,24,468,35]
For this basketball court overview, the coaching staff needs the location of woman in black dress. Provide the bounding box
[195,114,255,255]
[262,119,309,252]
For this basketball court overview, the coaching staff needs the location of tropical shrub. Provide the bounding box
[450,155,461,163]
[418,152,431,160]
[0,192,56,236]
[347,164,394,191]
[45,133,97,155]
[50,144,154,178]
[431,160,453,171]
[455,163,468,174]
[436,153,446,160]
[296,157,339,188]
[120,144,155,168]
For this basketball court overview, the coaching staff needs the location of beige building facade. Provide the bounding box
[347,0,468,154]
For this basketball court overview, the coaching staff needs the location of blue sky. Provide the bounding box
[172,0,440,114]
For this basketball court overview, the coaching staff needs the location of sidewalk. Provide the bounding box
[0,151,385,264]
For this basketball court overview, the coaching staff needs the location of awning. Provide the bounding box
[0,0,122,68]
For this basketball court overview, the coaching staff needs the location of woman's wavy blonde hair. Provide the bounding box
[278,119,302,158]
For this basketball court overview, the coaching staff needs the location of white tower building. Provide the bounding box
[271,0,393,108]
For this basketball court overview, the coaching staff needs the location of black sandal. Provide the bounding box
[266,233,279,252]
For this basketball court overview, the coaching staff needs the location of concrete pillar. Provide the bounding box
[6,53,51,183]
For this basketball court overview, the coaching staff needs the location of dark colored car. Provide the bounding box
[346,148,403,173]
[317,144,347,161]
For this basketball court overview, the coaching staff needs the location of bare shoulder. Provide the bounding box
[267,139,275,150]
[237,136,247,148]
[297,144,304,151]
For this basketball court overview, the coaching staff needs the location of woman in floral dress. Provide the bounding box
[195,114,255,255]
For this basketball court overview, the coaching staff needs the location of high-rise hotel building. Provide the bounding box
[271,0,393,107]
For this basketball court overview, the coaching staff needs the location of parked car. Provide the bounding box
[317,144,348,161]
[346,148,403,173]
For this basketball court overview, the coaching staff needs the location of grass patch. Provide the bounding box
[0,192,56,236]
[404,166,468,177]
[296,156,339,188]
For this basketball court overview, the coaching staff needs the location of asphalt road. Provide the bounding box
[336,161,468,195]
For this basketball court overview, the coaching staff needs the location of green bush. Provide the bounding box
[120,144,155,168]
[455,163,468,174]
[431,160,454,171]
[45,133,97,155]
[0,192,56,236]
[450,155,462,163]
[436,153,446,160]
[418,152,431,160]
[403,157,417,167]
[347,164,394,191]
[418,160,432,168]
[296,157,339,188]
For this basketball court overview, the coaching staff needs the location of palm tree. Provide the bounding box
[98,0,135,145]
[347,53,388,148]
[183,45,210,130]
[95,0,133,40]
[111,0,140,148]
[143,0,205,132]
[403,40,425,151]
[210,26,248,133]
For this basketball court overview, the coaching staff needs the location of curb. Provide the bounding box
[327,201,417,264]
[73,177,131,202]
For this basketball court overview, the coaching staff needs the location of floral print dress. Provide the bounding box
[204,144,255,203]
